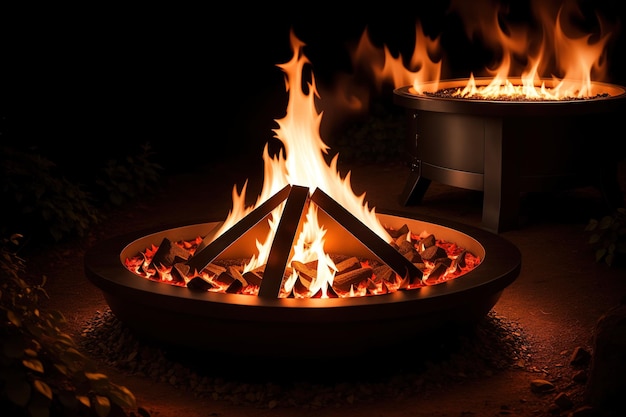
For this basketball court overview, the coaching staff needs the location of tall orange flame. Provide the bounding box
[208,30,392,297]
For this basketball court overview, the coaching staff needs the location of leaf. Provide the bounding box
[86,372,111,392]
[33,379,53,400]
[23,358,44,373]
[595,248,607,262]
[599,216,613,230]
[584,218,598,231]
[588,234,601,244]
[94,395,111,417]
[108,384,137,409]
[6,309,22,327]
[77,395,91,408]
[53,363,69,376]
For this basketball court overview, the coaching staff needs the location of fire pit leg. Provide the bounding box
[482,118,519,234]
[400,110,432,206]
[400,159,432,206]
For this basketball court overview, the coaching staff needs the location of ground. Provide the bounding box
[26,158,626,417]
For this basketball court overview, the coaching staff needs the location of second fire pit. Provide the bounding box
[394,78,626,233]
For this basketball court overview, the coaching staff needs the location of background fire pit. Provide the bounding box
[394,78,626,233]
[84,210,521,359]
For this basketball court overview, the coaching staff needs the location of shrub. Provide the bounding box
[585,207,626,267]
[0,234,138,416]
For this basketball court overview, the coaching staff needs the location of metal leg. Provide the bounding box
[482,118,519,233]
[400,160,432,206]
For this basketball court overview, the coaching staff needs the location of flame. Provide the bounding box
[208,30,392,297]
[351,0,615,99]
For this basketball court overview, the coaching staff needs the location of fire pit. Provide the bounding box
[84,31,521,360]
[394,78,626,233]
[84,210,521,358]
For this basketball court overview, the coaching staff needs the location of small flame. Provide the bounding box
[208,30,392,296]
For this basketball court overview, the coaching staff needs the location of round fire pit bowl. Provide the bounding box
[84,211,521,358]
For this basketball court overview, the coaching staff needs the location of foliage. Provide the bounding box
[585,207,626,267]
[94,142,163,207]
[0,146,102,243]
[0,234,138,416]
[0,143,163,245]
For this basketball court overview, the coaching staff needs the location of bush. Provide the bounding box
[0,142,162,246]
[585,207,626,267]
[0,234,138,416]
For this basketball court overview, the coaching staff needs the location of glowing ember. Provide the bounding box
[124,228,481,298]
[349,0,618,100]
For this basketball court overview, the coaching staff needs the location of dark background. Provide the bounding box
[2,1,625,177]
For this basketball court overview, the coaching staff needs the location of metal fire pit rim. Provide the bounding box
[393,77,626,116]
[84,210,521,323]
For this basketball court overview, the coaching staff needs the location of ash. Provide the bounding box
[79,309,531,410]
[424,88,609,101]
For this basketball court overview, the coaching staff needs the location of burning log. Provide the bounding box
[228,265,247,287]
[373,264,395,282]
[426,262,448,283]
[291,260,317,283]
[149,237,191,272]
[335,256,361,274]
[186,276,214,292]
[242,270,263,287]
[386,223,410,239]
[456,250,468,268]
[124,217,482,297]
[420,244,447,261]
[421,234,436,248]
[333,266,374,292]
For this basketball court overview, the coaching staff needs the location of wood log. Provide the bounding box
[242,270,262,287]
[226,279,243,294]
[228,265,248,287]
[149,237,191,270]
[373,264,395,283]
[335,256,361,274]
[420,245,447,261]
[456,250,468,268]
[426,262,447,282]
[421,234,436,248]
[395,239,415,255]
[213,271,235,287]
[386,223,410,239]
[403,248,422,263]
[291,260,317,283]
[187,276,214,292]
[172,262,190,281]
[205,263,227,276]
[333,266,373,290]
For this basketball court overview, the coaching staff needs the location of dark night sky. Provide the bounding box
[2,1,625,174]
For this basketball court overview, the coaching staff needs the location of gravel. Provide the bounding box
[79,308,531,410]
